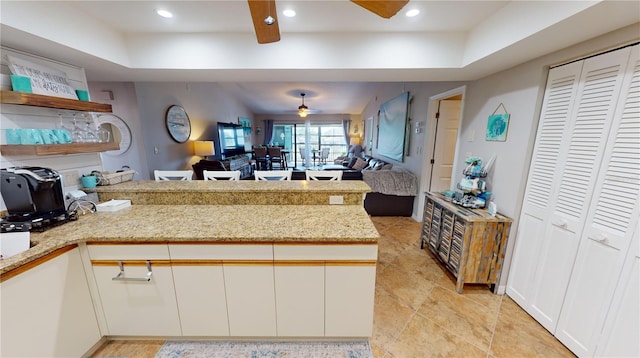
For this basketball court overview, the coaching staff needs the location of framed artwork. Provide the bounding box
[486,113,510,141]
[376,92,410,162]
[238,117,252,138]
[165,105,191,143]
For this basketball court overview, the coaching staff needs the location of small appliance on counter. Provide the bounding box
[1,167,76,232]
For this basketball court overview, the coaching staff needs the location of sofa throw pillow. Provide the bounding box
[352,157,369,170]
[381,163,393,170]
[347,157,359,168]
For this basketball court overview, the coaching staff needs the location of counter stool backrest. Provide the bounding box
[154,170,193,181]
[202,170,241,181]
[254,170,292,181]
[305,170,342,181]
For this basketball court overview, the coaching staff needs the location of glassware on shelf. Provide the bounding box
[71,113,85,143]
[82,115,99,143]
[96,124,111,143]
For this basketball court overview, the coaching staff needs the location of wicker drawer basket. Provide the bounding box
[97,170,135,186]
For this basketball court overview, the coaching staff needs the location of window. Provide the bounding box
[271,123,348,167]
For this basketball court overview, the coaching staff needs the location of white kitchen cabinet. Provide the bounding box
[188,244,278,337]
[325,264,377,337]
[273,244,378,337]
[88,244,181,336]
[0,246,101,357]
[224,263,277,336]
[169,244,230,336]
[274,265,324,336]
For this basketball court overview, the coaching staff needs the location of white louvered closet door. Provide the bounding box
[507,45,634,334]
[555,45,640,357]
[506,61,582,307]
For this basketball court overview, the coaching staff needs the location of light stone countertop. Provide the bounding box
[1,205,379,275]
[89,180,372,193]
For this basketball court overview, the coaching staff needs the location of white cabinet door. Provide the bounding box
[325,264,376,337]
[1,247,101,357]
[92,261,181,336]
[172,264,229,336]
[224,263,277,336]
[555,46,640,356]
[89,244,180,336]
[274,264,324,336]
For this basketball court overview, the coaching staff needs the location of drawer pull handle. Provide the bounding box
[112,260,153,282]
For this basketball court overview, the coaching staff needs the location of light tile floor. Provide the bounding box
[92,216,575,358]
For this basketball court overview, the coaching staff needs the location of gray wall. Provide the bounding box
[133,82,254,178]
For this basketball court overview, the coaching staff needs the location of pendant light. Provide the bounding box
[298,93,308,118]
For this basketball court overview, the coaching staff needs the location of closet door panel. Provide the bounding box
[596,221,639,358]
[506,61,583,307]
[504,214,545,303]
[556,46,639,356]
[526,47,632,333]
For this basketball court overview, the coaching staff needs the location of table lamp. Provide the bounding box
[194,140,215,158]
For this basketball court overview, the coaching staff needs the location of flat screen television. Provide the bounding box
[217,122,246,158]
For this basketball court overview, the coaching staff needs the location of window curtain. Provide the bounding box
[342,120,350,146]
[263,119,274,146]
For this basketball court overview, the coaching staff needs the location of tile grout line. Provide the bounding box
[485,293,504,358]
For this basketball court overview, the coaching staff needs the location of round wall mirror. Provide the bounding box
[95,114,132,156]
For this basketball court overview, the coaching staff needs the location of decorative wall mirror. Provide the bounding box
[95,114,132,156]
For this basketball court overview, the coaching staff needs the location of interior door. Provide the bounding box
[506,61,582,309]
[554,46,639,356]
[430,99,460,192]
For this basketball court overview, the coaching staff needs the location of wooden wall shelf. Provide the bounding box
[0,91,112,112]
[0,142,119,156]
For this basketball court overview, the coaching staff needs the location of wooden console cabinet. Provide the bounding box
[420,192,512,293]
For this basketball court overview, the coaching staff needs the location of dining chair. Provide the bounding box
[305,170,343,181]
[267,146,286,169]
[299,147,306,167]
[254,170,292,181]
[154,170,193,181]
[202,170,241,181]
[319,147,330,164]
[253,146,270,170]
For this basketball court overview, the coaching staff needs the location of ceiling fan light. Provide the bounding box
[264,15,276,25]
[298,93,309,117]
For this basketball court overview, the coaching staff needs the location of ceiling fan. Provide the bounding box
[247,0,409,44]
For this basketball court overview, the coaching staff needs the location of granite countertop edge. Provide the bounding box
[1,204,379,276]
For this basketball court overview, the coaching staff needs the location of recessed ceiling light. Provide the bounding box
[405,9,420,17]
[282,9,296,17]
[156,9,173,18]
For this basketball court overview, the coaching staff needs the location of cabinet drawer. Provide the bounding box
[169,244,273,260]
[87,244,169,260]
[273,244,378,260]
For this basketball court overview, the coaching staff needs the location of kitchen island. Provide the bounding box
[1,203,379,357]
[89,179,371,205]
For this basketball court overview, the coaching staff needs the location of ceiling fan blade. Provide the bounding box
[350,0,409,19]
[248,0,281,44]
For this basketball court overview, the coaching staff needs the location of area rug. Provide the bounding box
[154,340,372,358]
